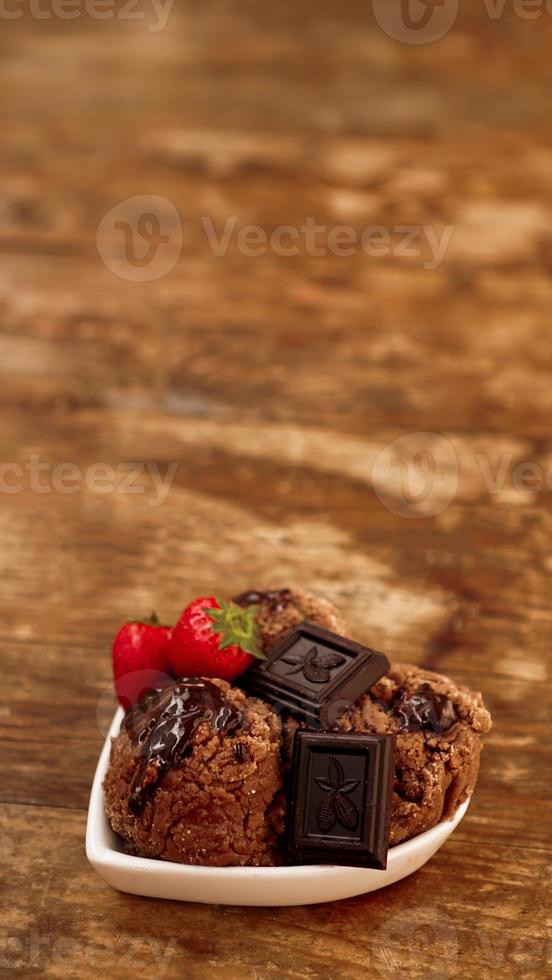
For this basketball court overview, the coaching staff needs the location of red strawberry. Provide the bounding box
[168,596,264,681]
[112,612,172,709]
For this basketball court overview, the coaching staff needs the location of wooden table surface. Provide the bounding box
[1,3,551,977]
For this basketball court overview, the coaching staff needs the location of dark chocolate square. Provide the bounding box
[287,731,395,869]
[245,621,389,726]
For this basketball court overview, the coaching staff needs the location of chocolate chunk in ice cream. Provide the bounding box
[234,589,294,616]
[286,730,395,869]
[394,684,458,735]
[245,621,390,726]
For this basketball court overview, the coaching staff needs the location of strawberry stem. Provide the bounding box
[134,611,170,628]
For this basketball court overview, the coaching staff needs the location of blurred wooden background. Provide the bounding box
[1,2,551,977]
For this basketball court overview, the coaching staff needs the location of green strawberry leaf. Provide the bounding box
[204,599,265,661]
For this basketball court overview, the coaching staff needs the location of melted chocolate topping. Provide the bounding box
[394,684,457,735]
[125,679,243,814]
[233,588,293,616]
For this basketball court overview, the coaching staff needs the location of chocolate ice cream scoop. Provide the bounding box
[233,587,348,652]
[125,679,243,814]
[104,677,285,867]
[335,663,492,846]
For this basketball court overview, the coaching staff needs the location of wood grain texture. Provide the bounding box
[1,3,551,977]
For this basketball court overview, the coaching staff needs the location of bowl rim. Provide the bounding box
[86,706,471,878]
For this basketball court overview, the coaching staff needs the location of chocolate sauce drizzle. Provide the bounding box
[125,679,243,814]
[394,684,457,735]
[233,588,293,616]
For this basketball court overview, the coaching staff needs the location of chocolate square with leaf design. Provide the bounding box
[245,621,389,725]
[287,731,395,869]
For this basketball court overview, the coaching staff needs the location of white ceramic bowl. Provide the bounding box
[86,708,470,906]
